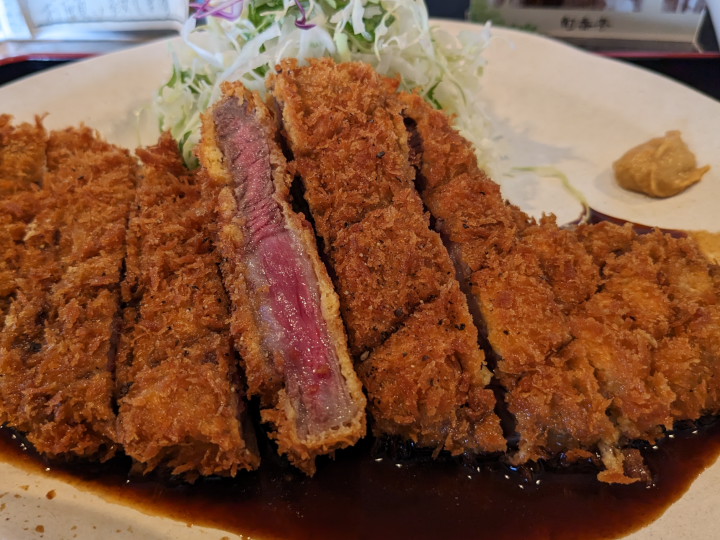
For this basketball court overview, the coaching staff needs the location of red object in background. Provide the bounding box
[0,54,91,86]
[0,53,92,68]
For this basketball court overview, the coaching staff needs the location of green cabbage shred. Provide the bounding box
[154,0,495,167]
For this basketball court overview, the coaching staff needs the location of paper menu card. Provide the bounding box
[1,0,187,60]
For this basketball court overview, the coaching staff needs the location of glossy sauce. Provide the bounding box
[2,417,720,540]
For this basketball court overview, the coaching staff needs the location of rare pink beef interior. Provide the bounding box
[213,98,357,439]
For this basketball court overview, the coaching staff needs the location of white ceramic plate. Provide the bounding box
[0,20,718,540]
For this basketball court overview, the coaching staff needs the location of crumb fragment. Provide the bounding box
[688,230,720,264]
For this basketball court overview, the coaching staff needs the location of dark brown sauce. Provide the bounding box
[2,418,720,540]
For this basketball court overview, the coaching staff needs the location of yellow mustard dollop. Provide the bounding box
[613,130,710,198]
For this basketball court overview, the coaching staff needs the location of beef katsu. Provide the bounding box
[116,134,260,478]
[0,58,718,488]
[269,58,505,456]
[399,89,720,482]
[0,126,136,459]
[198,83,366,473]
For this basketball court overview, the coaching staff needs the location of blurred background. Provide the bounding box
[1,0,718,98]
[426,0,719,99]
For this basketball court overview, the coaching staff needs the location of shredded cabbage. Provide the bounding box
[154,0,494,167]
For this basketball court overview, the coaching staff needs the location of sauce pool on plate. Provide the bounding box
[1,417,720,540]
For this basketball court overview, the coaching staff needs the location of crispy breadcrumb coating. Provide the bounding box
[0,116,47,329]
[0,126,136,459]
[115,133,260,479]
[270,59,415,246]
[358,283,502,453]
[586,228,720,420]
[400,89,720,483]
[331,189,455,355]
[0,189,45,329]
[270,58,504,455]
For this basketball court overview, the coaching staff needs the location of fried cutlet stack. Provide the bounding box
[0,124,136,459]
[398,90,720,482]
[115,134,259,478]
[198,83,366,474]
[269,59,506,456]
[0,119,261,478]
[0,59,718,485]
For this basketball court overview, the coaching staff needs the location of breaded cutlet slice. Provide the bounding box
[531,221,678,443]
[399,92,641,481]
[0,189,45,331]
[0,116,47,328]
[0,126,135,459]
[115,133,259,479]
[578,231,677,438]
[0,114,46,195]
[0,197,62,427]
[199,83,366,474]
[270,58,505,455]
[399,92,529,277]
[269,58,415,246]
[574,222,681,436]
[470,231,625,475]
[358,283,504,453]
[331,188,455,355]
[400,90,720,482]
[658,234,720,413]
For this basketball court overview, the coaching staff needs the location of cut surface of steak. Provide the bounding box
[200,83,365,473]
[213,98,355,436]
